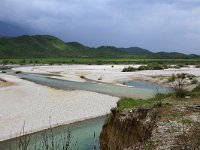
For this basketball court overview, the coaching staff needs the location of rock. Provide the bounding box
[185,96,191,99]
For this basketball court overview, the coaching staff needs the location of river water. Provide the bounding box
[0,72,168,150]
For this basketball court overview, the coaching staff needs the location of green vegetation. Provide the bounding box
[122,64,169,72]
[168,73,196,98]
[191,78,198,84]
[192,84,200,92]
[15,71,22,74]
[110,79,200,150]
[80,75,85,79]
[115,97,157,111]
[190,83,200,97]
[138,64,166,70]
[115,76,200,111]
[196,65,200,68]
[122,66,137,72]
[0,35,200,59]
[1,57,200,65]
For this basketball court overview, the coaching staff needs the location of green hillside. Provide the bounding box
[0,35,198,59]
[0,35,69,58]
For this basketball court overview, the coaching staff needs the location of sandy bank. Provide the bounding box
[13,65,200,85]
[0,74,118,142]
[0,77,13,88]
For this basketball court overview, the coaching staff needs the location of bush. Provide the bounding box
[173,88,189,98]
[80,75,85,79]
[149,64,164,70]
[138,64,164,71]
[138,65,148,71]
[98,77,102,80]
[192,84,200,92]
[168,74,176,82]
[173,65,180,69]
[191,79,198,84]
[196,65,200,68]
[163,64,169,69]
[15,71,22,74]
[122,66,137,72]
[168,73,192,98]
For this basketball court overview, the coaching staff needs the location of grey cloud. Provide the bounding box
[0,0,200,54]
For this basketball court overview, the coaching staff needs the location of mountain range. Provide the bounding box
[0,35,198,59]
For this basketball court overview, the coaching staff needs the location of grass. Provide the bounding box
[169,111,184,119]
[116,97,158,111]
[192,84,200,92]
[1,58,200,65]
[115,82,200,111]
[0,77,7,82]
[111,83,200,149]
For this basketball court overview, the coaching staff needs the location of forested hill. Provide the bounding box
[0,35,198,59]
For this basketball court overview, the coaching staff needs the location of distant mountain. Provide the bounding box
[120,47,153,55]
[0,35,69,58]
[0,35,199,59]
[96,46,152,55]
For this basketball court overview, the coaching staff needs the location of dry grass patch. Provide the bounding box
[0,77,13,88]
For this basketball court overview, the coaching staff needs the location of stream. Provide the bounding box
[0,72,168,150]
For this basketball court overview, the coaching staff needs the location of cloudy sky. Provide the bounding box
[0,0,200,54]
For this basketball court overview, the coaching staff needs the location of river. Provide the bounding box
[0,72,167,150]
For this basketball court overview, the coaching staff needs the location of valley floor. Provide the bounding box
[0,74,118,141]
[13,64,200,85]
[1,64,200,142]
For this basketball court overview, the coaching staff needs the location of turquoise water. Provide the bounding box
[14,73,155,99]
[125,80,168,93]
[0,72,167,150]
[0,116,106,150]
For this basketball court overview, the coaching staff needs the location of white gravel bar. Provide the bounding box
[0,74,118,141]
[13,65,200,83]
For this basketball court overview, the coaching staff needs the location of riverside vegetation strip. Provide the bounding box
[100,74,200,150]
[1,58,200,65]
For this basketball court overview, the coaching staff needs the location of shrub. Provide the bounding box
[173,88,189,98]
[191,79,198,84]
[15,71,22,74]
[138,64,164,71]
[20,60,26,64]
[163,64,169,69]
[80,75,85,79]
[192,84,200,92]
[196,65,200,68]
[173,65,181,69]
[2,60,9,65]
[168,74,176,82]
[98,77,102,80]
[122,66,137,72]
[149,64,164,70]
[138,65,148,71]
[168,73,193,98]
[122,63,169,72]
